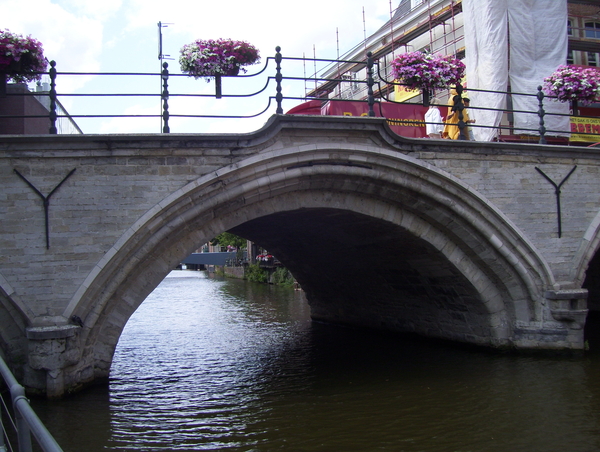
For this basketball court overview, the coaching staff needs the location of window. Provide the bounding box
[585,22,600,39]
[567,50,574,65]
[567,19,572,36]
[588,52,598,66]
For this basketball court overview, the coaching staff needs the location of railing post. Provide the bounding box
[455,83,467,140]
[275,46,283,114]
[161,62,170,133]
[537,85,547,144]
[215,74,222,99]
[366,52,375,117]
[49,61,57,134]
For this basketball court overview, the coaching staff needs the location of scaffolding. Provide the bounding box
[306,0,464,101]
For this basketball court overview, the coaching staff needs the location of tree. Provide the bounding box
[210,232,247,249]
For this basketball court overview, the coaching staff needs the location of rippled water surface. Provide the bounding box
[34,271,600,451]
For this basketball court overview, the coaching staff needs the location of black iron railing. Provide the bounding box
[0,47,596,144]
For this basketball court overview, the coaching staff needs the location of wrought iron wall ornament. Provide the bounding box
[535,165,576,238]
[14,168,76,249]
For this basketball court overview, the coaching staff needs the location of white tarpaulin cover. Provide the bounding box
[508,0,569,136]
[463,0,569,141]
[463,0,508,141]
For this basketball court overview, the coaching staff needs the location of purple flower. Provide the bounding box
[391,51,465,92]
[0,29,48,83]
[179,38,260,80]
[543,65,600,105]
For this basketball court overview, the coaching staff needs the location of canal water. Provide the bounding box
[33,270,600,452]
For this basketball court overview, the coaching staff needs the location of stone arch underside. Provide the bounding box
[573,210,600,321]
[70,145,554,384]
[0,283,30,377]
[572,209,600,287]
[0,272,36,379]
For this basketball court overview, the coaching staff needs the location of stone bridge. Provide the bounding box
[2,115,600,397]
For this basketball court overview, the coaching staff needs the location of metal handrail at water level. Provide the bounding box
[0,356,63,452]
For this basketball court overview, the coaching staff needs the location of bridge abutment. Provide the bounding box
[24,325,91,398]
[547,289,589,348]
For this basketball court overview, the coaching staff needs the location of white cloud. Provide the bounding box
[121,0,391,61]
[2,0,103,73]
[2,0,395,133]
[58,0,123,22]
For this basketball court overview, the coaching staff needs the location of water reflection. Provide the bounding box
[33,271,600,451]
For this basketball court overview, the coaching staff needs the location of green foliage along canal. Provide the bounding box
[32,271,600,451]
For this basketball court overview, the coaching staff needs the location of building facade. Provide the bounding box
[306,0,600,142]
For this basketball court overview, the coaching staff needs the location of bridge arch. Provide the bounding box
[571,210,600,287]
[572,211,600,333]
[0,280,30,372]
[58,142,555,385]
[0,272,38,378]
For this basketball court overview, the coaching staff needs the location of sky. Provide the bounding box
[2,0,393,134]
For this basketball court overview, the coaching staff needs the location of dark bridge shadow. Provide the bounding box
[231,208,488,344]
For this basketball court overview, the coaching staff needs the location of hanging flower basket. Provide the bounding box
[543,65,600,105]
[179,38,260,81]
[0,29,48,83]
[390,51,465,93]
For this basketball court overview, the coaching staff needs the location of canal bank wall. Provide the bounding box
[223,267,245,279]
[221,265,297,287]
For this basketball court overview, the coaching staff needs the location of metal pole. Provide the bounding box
[215,74,222,99]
